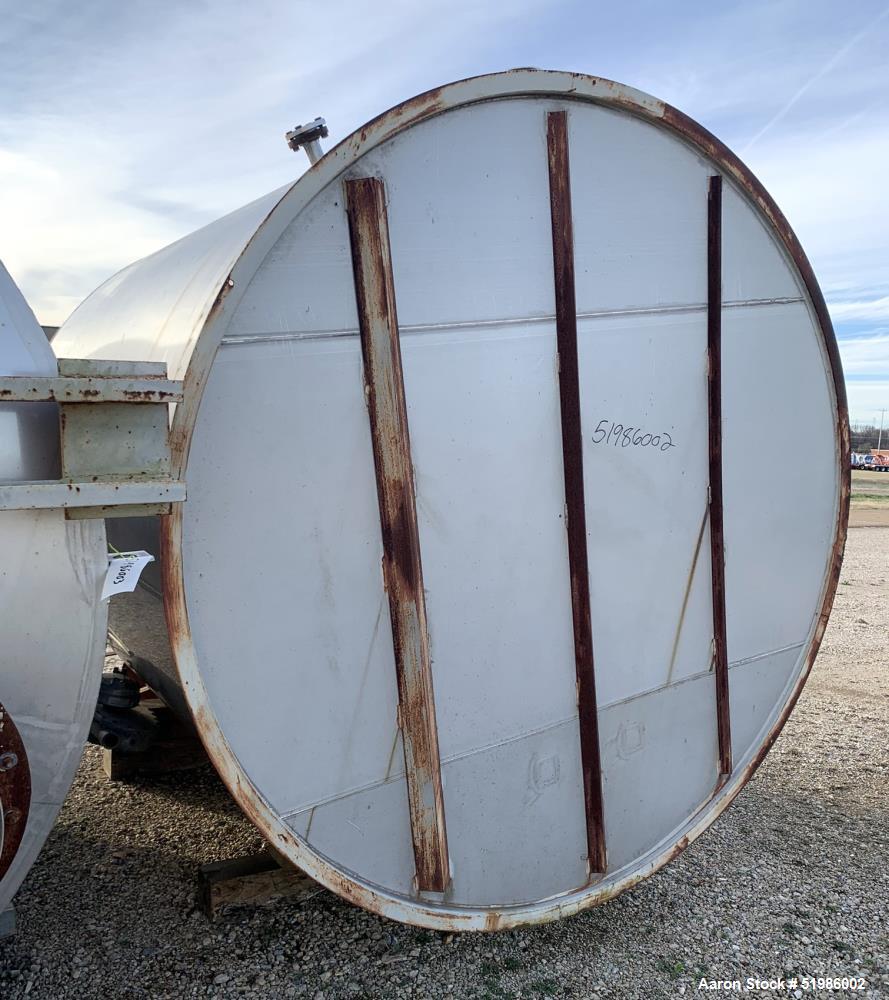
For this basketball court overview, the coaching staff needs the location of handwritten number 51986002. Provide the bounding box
[591,419,676,452]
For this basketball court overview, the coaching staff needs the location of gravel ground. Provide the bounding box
[1,528,886,999]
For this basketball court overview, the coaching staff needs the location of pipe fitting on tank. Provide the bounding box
[285,117,328,165]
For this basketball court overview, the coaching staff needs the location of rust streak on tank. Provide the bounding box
[344,175,450,894]
[707,174,733,777]
[120,389,178,401]
[205,274,236,325]
[546,110,607,875]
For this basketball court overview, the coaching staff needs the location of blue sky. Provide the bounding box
[1,0,886,423]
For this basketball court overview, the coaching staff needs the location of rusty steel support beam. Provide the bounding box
[707,174,733,778]
[546,110,607,875]
[344,176,450,893]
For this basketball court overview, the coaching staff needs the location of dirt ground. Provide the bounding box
[850,470,889,527]
[1,528,887,999]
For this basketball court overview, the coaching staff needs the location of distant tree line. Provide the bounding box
[850,423,886,452]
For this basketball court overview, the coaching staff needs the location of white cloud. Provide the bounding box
[838,332,889,423]
[744,124,889,289]
[0,0,547,323]
[739,4,889,152]
[1,0,887,363]
[829,298,889,323]
[0,142,185,323]
[838,333,889,375]
[625,1,889,340]
[845,382,889,425]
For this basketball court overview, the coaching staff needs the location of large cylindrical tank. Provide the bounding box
[0,263,108,914]
[53,70,849,931]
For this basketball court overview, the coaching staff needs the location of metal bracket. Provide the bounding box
[0,359,186,518]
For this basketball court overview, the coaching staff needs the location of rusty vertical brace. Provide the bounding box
[707,174,733,777]
[344,176,450,893]
[546,111,607,875]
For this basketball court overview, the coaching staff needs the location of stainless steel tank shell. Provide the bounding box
[53,71,848,930]
[0,263,107,911]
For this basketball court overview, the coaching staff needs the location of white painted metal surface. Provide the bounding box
[0,262,108,913]
[53,71,848,929]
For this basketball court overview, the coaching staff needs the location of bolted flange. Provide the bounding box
[285,117,328,165]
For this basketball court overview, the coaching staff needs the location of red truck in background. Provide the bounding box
[852,450,889,470]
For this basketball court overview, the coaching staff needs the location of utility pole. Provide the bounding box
[879,409,886,451]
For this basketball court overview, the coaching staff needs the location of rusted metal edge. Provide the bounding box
[0,701,31,883]
[344,175,450,894]
[546,110,607,875]
[0,479,186,512]
[0,376,182,403]
[57,358,169,378]
[660,102,850,573]
[706,175,732,777]
[158,71,849,931]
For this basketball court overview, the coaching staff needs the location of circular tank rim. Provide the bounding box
[159,68,851,931]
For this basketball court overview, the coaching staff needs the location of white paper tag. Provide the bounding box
[102,551,155,601]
